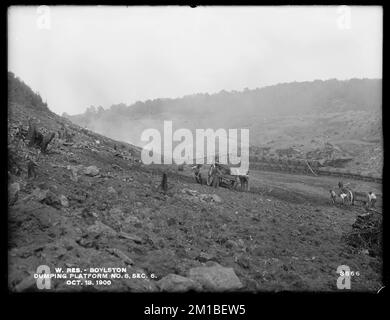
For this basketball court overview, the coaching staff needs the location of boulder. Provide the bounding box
[86,221,117,237]
[107,186,117,194]
[124,215,141,225]
[225,240,238,249]
[118,231,143,243]
[67,165,82,182]
[43,191,61,209]
[123,267,159,292]
[107,248,134,265]
[13,274,36,292]
[197,252,216,263]
[32,187,48,201]
[182,188,198,196]
[211,194,222,203]
[109,207,123,218]
[167,217,177,226]
[32,188,61,209]
[157,274,202,292]
[59,195,69,207]
[84,165,99,176]
[188,263,243,291]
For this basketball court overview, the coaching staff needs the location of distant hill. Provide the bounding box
[65,78,382,145]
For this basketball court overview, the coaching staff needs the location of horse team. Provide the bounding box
[330,181,377,208]
[192,164,377,208]
[192,163,249,191]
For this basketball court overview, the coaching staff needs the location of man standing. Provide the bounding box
[330,190,337,204]
[211,164,221,188]
[241,170,250,191]
[367,192,377,208]
[192,164,202,184]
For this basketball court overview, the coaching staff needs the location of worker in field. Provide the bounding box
[192,164,202,184]
[244,170,250,191]
[239,171,249,191]
[367,192,377,208]
[210,164,221,188]
[330,190,337,204]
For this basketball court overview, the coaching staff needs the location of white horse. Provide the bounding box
[330,189,354,205]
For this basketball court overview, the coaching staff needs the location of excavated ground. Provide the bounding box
[8,104,383,292]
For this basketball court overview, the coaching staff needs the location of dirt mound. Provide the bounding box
[343,212,382,257]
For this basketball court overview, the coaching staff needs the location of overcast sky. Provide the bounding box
[8,6,382,115]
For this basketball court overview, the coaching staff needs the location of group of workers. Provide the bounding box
[191,163,249,191]
[329,181,377,208]
[193,164,378,208]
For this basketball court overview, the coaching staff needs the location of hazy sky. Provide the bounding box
[8,6,382,115]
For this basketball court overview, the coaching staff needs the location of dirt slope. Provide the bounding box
[8,101,382,292]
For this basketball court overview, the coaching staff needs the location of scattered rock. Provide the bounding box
[236,255,250,269]
[84,165,99,176]
[32,188,61,209]
[43,191,62,209]
[344,211,382,257]
[86,221,117,237]
[109,207,123,218]
[13,274,36,292]
[252,247,263,256]
[124,215,141,225]
[292,230,301,237]
[167,217,177,226]
[123,267,159,292]
[107,248,134,265]
[67,165,82,182]
[188,263,243,291]
[139,207,152,215]
[182,188,198,196]
[59,195,69,207]
[157,274,202,292]
[118,231,143,243]
[237,239,245,247]
[225,240,238,249]
[197,252,216,263]
[182,188,223,204]
[32,187,48,201]
[112,164,122,171]
[205,261,221,267]
[69,193,87,204]
[107,186,117,194]
[211,194,222,203]
[146,222,154,229]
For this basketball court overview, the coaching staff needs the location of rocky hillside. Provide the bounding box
[8,72,50,113]
[8,73,383,292]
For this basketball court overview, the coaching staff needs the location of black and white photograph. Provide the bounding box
[7,5,383,297]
